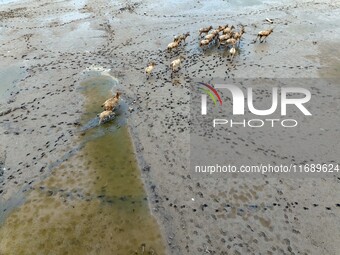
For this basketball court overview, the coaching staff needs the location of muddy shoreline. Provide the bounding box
[1,0,340,254]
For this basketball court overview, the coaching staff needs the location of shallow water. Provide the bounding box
[317,43,340,78]
[0,74,165,255]
[0,0,24,5]
[0,65,25,100]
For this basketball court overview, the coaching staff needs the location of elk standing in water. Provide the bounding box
[102,92,121,111]
[98,110,115,124]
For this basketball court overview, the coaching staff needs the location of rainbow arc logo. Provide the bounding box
[198,82,222,106]
[198,82,222,115]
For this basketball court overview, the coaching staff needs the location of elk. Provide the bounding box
[99,110,115,124]
[170,56,185,72]
[255,28,273,43]
[229,46,237,61]
[204,32,218,42]
[233,25,245,41]
[222,25,235,35]
[101,92,121,111]
[199,39,211,48]
[145,62,156,78]
[218,25,228,31]
[167,39,180,51]
[174,32,190,44]
[199,26,213,36]
[226,38,237,47]
[218,33,232,47]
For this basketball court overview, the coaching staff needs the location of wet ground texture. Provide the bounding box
[0,0,340,254]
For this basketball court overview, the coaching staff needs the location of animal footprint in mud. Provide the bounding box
[134,243,158,255]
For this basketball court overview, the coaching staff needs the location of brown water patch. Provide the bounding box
[318,43,340,77]
[307,43,340,78]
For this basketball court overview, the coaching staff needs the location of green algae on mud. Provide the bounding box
[0,130,165,255]
[0,74,165,255]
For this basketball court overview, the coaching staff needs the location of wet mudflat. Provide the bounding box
[0,74,165,254]
[0,0,340,254]
[0,129,165,255]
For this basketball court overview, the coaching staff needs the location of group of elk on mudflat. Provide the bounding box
[198,24,245,60]
[145,24,274,77]
[99,24,273,124]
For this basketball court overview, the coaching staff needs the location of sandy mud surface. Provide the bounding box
[0,0,340,254]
